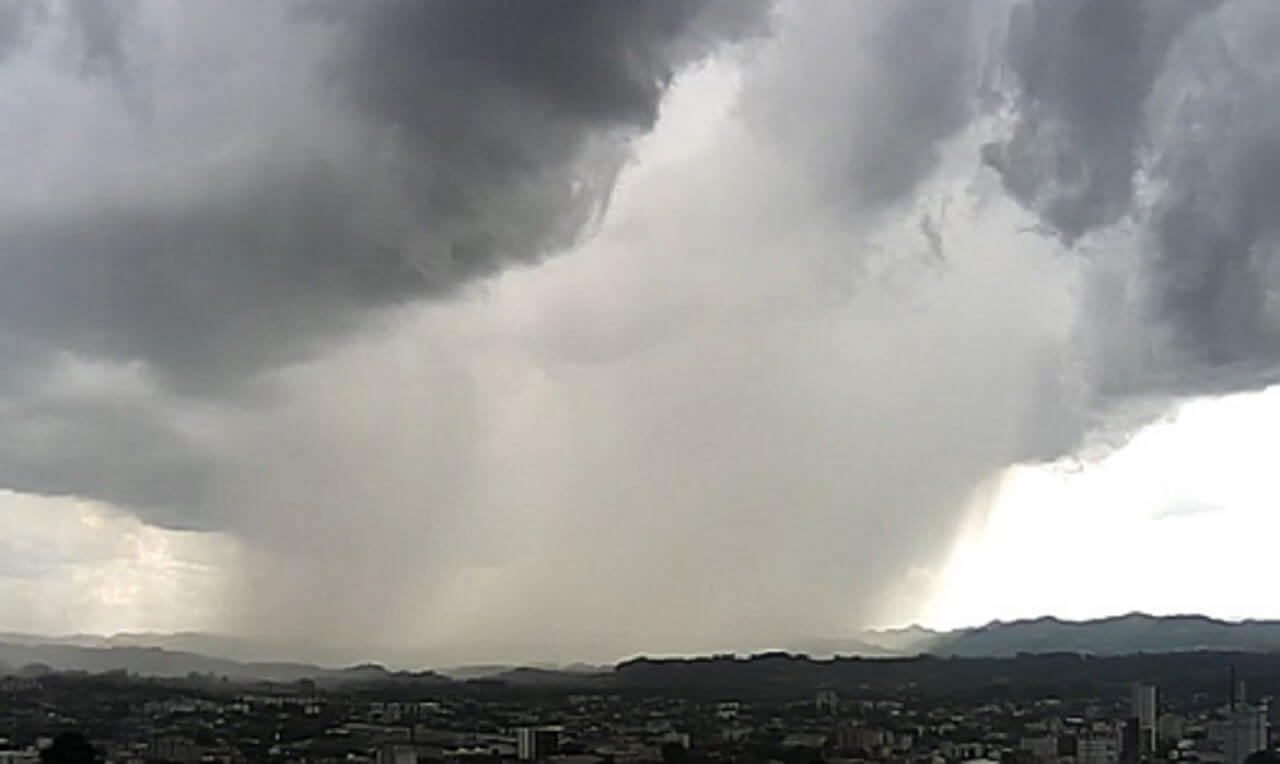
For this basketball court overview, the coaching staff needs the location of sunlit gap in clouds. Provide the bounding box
[0,490,236,635]
[922,384,1280,631]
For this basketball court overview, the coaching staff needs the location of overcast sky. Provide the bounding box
[1,0,1279,665]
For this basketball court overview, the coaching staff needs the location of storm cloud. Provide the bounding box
[1,0,1279,661]
[0,0,766,386]
[982,0,1216,242]
[983,0,1280,398]
[0,0,766,522]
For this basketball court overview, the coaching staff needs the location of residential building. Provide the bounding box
[375,744,418,764]
[1078,733,1120,764]
[516,726,562,761]
[1223,703,1269,764]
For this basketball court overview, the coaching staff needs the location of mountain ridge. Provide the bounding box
[4,613,1280,682]
[923,612,1280,657]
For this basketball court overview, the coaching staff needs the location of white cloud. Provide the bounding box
[923,384,1280,629]
[0,491,235,635]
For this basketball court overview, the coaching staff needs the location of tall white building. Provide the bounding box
[1130,683,1157,754]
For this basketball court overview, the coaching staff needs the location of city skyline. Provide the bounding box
[2,649,1274,764]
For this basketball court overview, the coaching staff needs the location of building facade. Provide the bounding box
[1223,703,1269,764]
[516,726,562,762]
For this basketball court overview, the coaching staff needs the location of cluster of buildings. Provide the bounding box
[0,670,1275,763]
[1013,679,1272,764]
[1116,680,1270,764]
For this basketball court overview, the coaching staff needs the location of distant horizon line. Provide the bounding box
[5,609,1280,671]
[10,609,1280,643]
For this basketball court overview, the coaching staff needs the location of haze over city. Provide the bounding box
[2,0,1280,666]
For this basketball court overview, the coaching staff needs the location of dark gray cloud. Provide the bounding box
[1145,4,1280,374]
[0,397,212,523]
[981,0,1280,403]
[338,0,766,132]
[0,0,767,389]
[0,0,768,533]
[324,0,768,298]
[0,2,34,59]
[0,165,426,390]
[0,351,219,526]
[65,0,128,76]
[982,0,1216,242]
